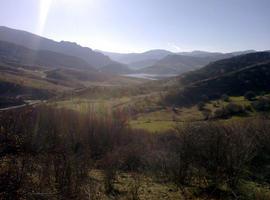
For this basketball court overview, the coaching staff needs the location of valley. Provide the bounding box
[1,26,270,200]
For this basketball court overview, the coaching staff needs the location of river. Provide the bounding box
[123,73,178,80]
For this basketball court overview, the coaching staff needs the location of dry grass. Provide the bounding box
[88,170,183,200]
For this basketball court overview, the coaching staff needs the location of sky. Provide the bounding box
[0,0,269,53]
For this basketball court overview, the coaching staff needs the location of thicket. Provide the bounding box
[1,106,270,199]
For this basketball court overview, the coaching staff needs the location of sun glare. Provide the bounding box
[38,0,53,34]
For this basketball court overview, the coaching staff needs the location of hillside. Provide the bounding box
[136,51,259,75]
[181,51,270,84]
[102,49,256,73]
[0,26,112,68]
[99,61,133,74]
[138,54,216,74]
[178,50,255,58]
[0,40,97,71]
[0,41,147,108]
[45,68,110,84]
[128,59,158,69]
[166,52,270,105]
[101,49,172,69]
[178,50,225,57]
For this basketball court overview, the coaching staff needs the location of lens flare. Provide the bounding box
[38,0,53,34]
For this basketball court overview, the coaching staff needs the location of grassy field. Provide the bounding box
[2,84,270,199]
[88,170,183,200]
[50,97,132,114]
[51,93,267,133]
[129,106,204,132]
[87,170,270,200]
[44,75,270,134]
[129,95,270,132]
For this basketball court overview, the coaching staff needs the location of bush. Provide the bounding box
[221,94,230,102]
[213,103,246,119]
[202,109,212,120]
[171,121,258,191]
[148,120,262,196]
[201,95,209,102]
[213,107,228,119]
[128,173,141,200]
[197,102,206,111]
[252,97,270,111]
[226,102,245,114]
[245,91,256,101]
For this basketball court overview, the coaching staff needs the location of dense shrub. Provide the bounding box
[201,95,209,102]
[0,105,135,199]
[244,91,256,101]
[251,97,270,111]
[213,103,246,119]
[221,94,230,102]
[197,102,206,111]
[151,120,269,199]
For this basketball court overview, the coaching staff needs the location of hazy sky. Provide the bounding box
[0,0,269,53]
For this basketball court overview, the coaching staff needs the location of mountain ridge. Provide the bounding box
[100,49,172,69]
[0,40,97,71]
[0,26,112,68]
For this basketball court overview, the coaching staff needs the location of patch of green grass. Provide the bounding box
[52,96,134,112]
[129,106,206,132]
[130,120,180,132]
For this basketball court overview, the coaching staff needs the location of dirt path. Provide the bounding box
[0,100,45,111]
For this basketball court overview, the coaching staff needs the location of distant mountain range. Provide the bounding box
[0,26,264,77]
[1,26,269,109]
[138,50,258,75]
[100,49,172,69]
[177,50,256,58]
[137,54,216,74]
[101,48,257,75]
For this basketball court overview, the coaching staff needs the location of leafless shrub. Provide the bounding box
[0,105,129,199]
[127,173,141,200]
[1,105,270,199]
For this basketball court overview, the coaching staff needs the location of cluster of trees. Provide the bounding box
[212,103,248,119]
[196,91,270,119]
[0,105,149,199]
[1,106,270,199]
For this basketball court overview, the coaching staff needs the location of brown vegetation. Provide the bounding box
[0,105,270,199]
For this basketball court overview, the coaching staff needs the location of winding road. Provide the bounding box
[0,100,45,111]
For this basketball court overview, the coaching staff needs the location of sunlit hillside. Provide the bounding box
[1,0,270,199]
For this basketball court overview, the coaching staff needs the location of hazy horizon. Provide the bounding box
[0,0,269,53]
